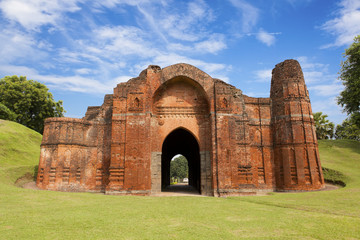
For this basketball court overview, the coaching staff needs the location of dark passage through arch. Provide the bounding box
[161,128,201,193]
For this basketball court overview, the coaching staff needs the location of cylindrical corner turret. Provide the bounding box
[270,59,324,191]
[271,59,304,99]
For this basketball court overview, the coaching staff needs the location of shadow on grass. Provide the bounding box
[14,165,38,187]
[322,167,347,187]
[33,165,38,181]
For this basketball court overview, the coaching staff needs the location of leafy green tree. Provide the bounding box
[338,35,360,127]
[0,76,65,133]
[0,103,17,121]
[170,155,188,181]
[335,114,360,141]
[313,112,334,140]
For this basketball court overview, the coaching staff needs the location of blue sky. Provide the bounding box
[0,0,359,124]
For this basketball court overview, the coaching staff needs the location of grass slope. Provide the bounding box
[0,119,41,168]
[235,139,360,236]
[0,120,41,188]
[0,121,359,239]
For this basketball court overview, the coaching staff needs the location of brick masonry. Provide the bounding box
[36,59,325,196]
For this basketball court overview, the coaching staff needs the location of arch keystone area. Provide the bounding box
[37,60,325,196]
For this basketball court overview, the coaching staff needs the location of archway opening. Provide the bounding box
[161,128,201,194]
[170,154,189,185]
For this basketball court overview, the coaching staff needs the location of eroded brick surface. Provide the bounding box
[37,60,324,196]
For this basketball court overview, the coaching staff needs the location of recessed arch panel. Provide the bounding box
[152,76,210,116]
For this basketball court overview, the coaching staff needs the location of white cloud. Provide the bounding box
[0,0,231,94]
[159,16,200,42]
[310,98,347,124]
[40,75,110,93]
[0,28,47,64]
[92,0,149,8]
[286,0,313,8]
[256,29,276,46]
[189,0,207,18]
[293,56,346,124]
[212,75,230,83]
[228,0,259,32]
[254,69,272,82]
[57,25,159,68]
[0,65,38,77]
[308,82,344,97]
[167,43,193,52]
[194,34,227,54]
[0,64,114,94]
[136,4,168,43]
[166,34,227,54]
[321,0,360,48]
[250,56,331,88]
[296,56,333,84]
[296,56,327,70]
[152,53,227,75]
[303,71,325,84]
[111,75,133,86]
[0,0,82,31]
[157,0,214,42]
[57,48,102,65]
[75,68,94,75]
[251,57,338,96]
[94,26,158,57]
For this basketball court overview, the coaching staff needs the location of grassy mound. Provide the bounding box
[318,139,360,187]
[0,119,42,168]
[0,120,41,187]
[0,122,360,239]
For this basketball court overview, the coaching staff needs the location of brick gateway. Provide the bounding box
[36,59,324,196]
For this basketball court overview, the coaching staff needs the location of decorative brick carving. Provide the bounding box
[37,60,324,196]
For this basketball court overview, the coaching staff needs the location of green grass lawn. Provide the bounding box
[0,119,360,239]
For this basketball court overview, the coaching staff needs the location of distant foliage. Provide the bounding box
[0,76,65,133]
[170,155,188,180]
[313,112,334,140]
[338,35,360,127]
[335,114,360,141]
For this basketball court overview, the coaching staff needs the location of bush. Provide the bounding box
[322,167,347,187]
[0,103,17,121]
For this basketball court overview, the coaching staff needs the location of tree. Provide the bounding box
[335,114,360,141]
[0,103,17,121]
[0,76,65,133]
[313,112,334,140]
[338,35,360,127]
[170,155,188,181]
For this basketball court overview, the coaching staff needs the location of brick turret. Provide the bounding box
[270,59,324,191]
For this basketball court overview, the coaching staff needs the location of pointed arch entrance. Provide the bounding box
[161,128,201,193]
[150,74,213,196]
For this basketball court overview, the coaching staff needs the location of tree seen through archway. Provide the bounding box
[170,154,188,183]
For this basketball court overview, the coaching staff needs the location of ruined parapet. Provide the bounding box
[37,116,111,192]
[270,59,324,191]
[83,94,113,122]
[84,107,100,121]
